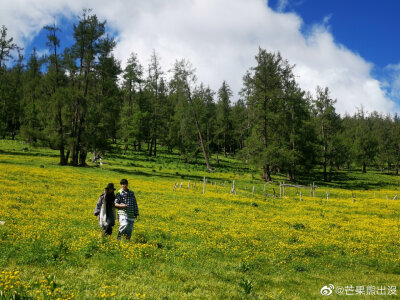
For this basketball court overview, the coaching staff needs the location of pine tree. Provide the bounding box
[231,99,248,152]
[354,108,378,173]
[169,59,213,170]
[0,25,17,137]
[4,47,23,139]
[69,9,106,166]
[41,23,69,165]
[20,48,43,142]
[86,35,121,156]
[146,50,164,156]
[312,86,340,181]
[216,81,232,160]
[120,52,144,153]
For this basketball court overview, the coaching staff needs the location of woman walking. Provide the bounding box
[94,183,116,236]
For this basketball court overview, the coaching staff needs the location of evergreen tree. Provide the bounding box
[20,48,43,142]
[120,52,145,153]
[241,49,286,181]
[145,50,165,156]
[231,99,248,153]
[194,83,216,161]
[280,72,315,181]
[354,108,378,173]
[312,86,340,181]
[372,112,394,173]
[340,114,358,169]
[86,35,121,156]
[69,9,106,166]
[215,81,232,160]
[169,59,213,169]
[392,114,400,175]
[4,47,23,139]
[0,25,17,136]
[40,23,70,164]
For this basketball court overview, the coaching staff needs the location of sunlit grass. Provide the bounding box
[0,139,400,299]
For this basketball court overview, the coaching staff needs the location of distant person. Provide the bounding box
[114,179,139,240]
[94,183,116,236]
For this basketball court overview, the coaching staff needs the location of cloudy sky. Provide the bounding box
[1,0,400,115]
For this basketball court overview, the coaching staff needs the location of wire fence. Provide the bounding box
[171,177,400,204]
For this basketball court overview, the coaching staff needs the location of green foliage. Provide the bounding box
[1,16,400,180]
[239,278,254,295]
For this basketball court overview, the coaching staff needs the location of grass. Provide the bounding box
[0,139,400,299]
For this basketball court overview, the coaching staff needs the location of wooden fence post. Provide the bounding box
[313,182,315,198]
[203,176,206,194]
[231,180,237,195]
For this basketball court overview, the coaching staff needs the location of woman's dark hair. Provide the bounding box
[104,190,115,208]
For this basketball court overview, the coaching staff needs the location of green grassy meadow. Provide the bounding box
[0,140,400,299]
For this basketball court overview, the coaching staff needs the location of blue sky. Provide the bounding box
[270,0,400,111]
[270,0,400,68]
[3,0,400,115]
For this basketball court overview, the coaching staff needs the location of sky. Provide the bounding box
[1,0,400,116]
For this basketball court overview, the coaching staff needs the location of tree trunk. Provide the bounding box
[70,145,79,166]
[153,136,157,157]
[223,133,227,157]
[148,139,153,156]
[263,165,272,182]
[65,150,70,163]
[287,169,294,181]
[188,95,212,171]
[78,150,87,167]
[323,160,327,182]
[362,162,367,173]
[59,148,67,165]
[194,114,212,170]
[216,151,219,165]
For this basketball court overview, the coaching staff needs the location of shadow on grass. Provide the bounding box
[0,149,59,158]
[108,149,251,173]
[296,169,400,190]
[108,166,242,183]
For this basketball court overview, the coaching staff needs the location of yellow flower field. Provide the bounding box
[1,141,400,299]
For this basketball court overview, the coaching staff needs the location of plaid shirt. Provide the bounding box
[115,188,139,219]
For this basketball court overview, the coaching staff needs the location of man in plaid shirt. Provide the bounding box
[114,179,139,240]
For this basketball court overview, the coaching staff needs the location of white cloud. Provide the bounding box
[277,0,289,12]
[0,0,397,115]
[383,64,400,101]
